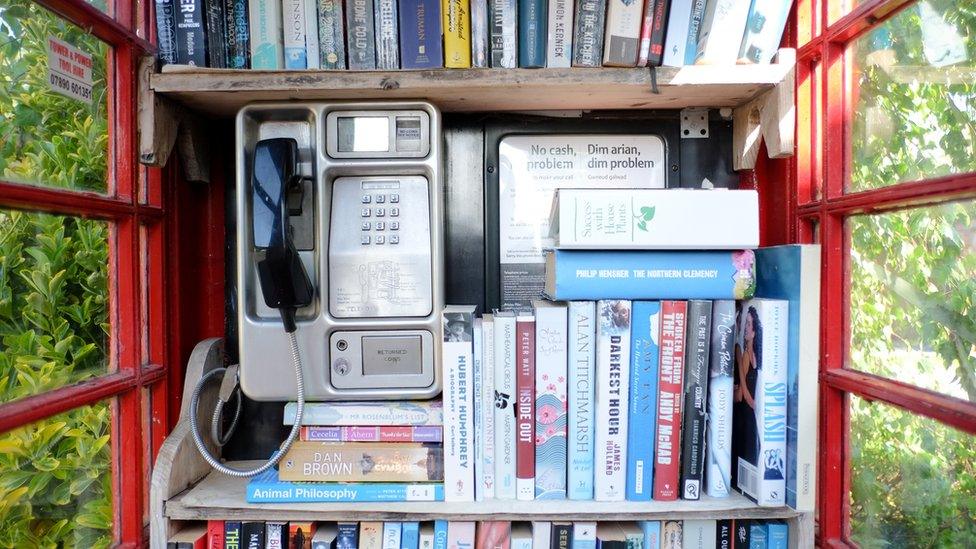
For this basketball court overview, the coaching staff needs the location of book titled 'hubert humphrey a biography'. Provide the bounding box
[442,305,476,501]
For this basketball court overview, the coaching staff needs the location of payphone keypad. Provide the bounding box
[359,192,404,245]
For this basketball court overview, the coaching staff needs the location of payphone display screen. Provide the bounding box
[336,116,390,152]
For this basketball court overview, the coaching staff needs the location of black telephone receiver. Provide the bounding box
[251,138,314,332]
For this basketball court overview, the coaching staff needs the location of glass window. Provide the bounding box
[848,2,976,193]
[0,400,114,548]
[0,0,110,193]
[850,395,976,548]
[0,209,111,404]
[848,200,976,400]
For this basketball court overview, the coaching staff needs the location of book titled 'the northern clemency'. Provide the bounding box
[283,400,443,426]
[246,468,444,503]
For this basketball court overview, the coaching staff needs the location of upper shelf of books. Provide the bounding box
[149,54,795,117]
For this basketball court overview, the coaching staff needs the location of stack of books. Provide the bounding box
[154,0,793,70]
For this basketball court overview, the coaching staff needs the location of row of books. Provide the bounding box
[170,518,790,548]
[154,0,792,70]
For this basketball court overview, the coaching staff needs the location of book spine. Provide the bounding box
[225,521,243,549]
[602,0,642,66]
[734,520,750,548]
[661,0,691,66]
[682,520,716,549]
[402,522,421,549]
[545,0,572,67]
[175,0,208,66]
[470,0,489,67]
[242,522,265,549]
[683,0,706,64]
[534,305,568,500]
[652,300,687,500]
[249,0,284,68]
[375,0,400,68]
[571,0,605,67]
[208,521,225,549]
[594,299,631,501]
[442,0,471,67]
[680,300,712,500]
[626,300,660,501]
[705,300,735,498]
[738,0,792,64]
[646,0,668,66]
[399,0,443,68]
[567,301,596,500]
[346,0,377,68]
[448,522,476,549]
[205,0,227,67]
[383,523,403,549]
[278,442,444,482]
[715,520,732,549]
[489,0,517,68]
[224,0,250,67]
[532,522,552,549]
[284,401,444,426]
[551,524,572,549]
[476,522,512,549]
[493,313,518,500]
[361,523,384,549]
[155,0,179,65]
[266,522,286,549]
[301,425,443,442]
[473,317,485,501]
[434,521,449,549]
[443,307,476,501]
[303,0,320,67]
[318,0,346,68]
[640,521,661,549]
[757,300,788,507]
[766,522,788,549]
[636,0,657,66]
[338,523,360,549]
[661,521,682,549]
[572,523,597,549]
[481,318,496,499]
[748,523,767,548]
[693,0,749,65]
[283,0,309,68]
[517,0,546,67]
[515,313,536,500]
[419,524,434,549]
[247,480,444,502]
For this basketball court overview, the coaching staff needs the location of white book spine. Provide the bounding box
[794,249,821,512]
[472,317,485,501]
[470,0,489,67]
[573,522,597,549]
[481,317,497,500]
[682,520,717,549]
[382,523,402,549]
[602,0,643,66]
[705,301,735,498]
[419,527,435,549]
[533,302,568,500]
[594,299,632,501]
[493,312,518,500]
[694,0,750,65]
[531,522,551,549]
[282,0,308,68]
[447,522,476,549]
[546,0,574,67]
[442,306,476,502]
[567,301,596,500]
[304,0,321,67]
[661,0,692,67]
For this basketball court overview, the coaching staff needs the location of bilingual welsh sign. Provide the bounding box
[46,36,93,104]
[497,134,666,308]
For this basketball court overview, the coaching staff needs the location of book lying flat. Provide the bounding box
[246,468,445,503]
[283,400,443,426]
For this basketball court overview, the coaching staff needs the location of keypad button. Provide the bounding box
[375,235,385,244]
[361,222,371,231]
[361,208,371,217]
[390,207,400,217]
[361,235,371,245]
[375,208,386,217]
[389,235,399,244]
[390,221,399,231]
[375,195,386,204]
[361,195,371,204]
[376,221,386,231]
[390,194,399,203]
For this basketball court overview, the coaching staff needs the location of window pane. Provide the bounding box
[0,400,115,548]
[848,2,976,192]
[0,0,110,193]
[850,395,976,547]
[848,200,976,401]
[0,210,111,404]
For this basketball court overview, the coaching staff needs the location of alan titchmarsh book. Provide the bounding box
[448,522,476,549]
[399,0,443,68]
[266,522,287,549]
[480,315,497,500]
[515,311,536,500]
[733,298,789,507]
[318,0,346,69]
[282,0,308,68]
[532,300,568,500]
[242,522,265,549]
[224,0,250,68]
[567,301,596,500]
[337,523,359,549]
[248,0,284,68]
[546,0,573,67]
[693,0,750,65]
[225,522,242,549]
[277,441,445,482]
[644,0,669,66]
[661,0,692,66]
[573,523,597,549]
[442,305,476,501]
[639,521,661,549]
[602,0,643,66]
[443,0,472,67]
[542,249,757,301]
[489,0,517,68]
[155,0,178,65]
[375,0,400,68]
[204,0,227,68]
[346,0,378,69]
[493,310,518,500]
[382,522,402,549]
[652,300,687,501]
[626,300,660,501]
[705,300,736,498]
[738,0,794,64]
[571,0,606,67]
[283,400,443,426]
[594,299,632,501]
[175,0,207,66]
[682,520,716,549]
[476,521,512,549]
[246,468,445,502]
[470,0,489,67]
[756,244,821,512]
[300,425,443,442]
[679,300,712,500]
[517,0,546,67]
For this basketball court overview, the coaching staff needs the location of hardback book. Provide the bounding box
[470,0,489,67]
[383,523,403,549]
[550,523,573,549]
[246,468,444,502]
[266,522,287,549]
[155,0,179,65]
[291,521,316,549]
[248,0,284,68]
[705,300,736,498]
[683,0,707,64]
[733,520,750,548]
[399,0,443,68]
[489,0,517,68]
[738,0,793,64]
[448,522,476,549]
[748,522,767,548]
[682,520,717,549]
[282,0,309,68]
[207,521,224,549]
[640,521,661,549]
[652,300,687,501]
[766,521,789,549]
[625,301,660,501]
[548,189,760,249]
[644,0,668,66]
[517,0,546,67]
[318,0,347,68]
[660,521,682,549]
[511,523,533,549]
[361,523,384,549]
[301,425,443,442]
[661,0,691,67]
[567,301,596,500]
[594,299,632,501]
[619,523,644,548]
[224,0,250,68]
[419,523,435,549]
[375,0,400,68]
[635,0,659,66]
[304,0,321,67]
[694,0,750,65]
[531,522,551,549]
[224,522,242,549]
[473,317,485,501]
[572,523,597,549]
[175,0,207,66]
[278,441,445,482]
[312,523,339,549]
[680,300,713,500]
[443,0,472,67]
[602,0,643,66]
[283,400,443,426]
[337,523,360,549]
[476,522,512,549]
[593,523,627,549]
[532,300,568,500]
[442,305,476,501]
[732,298,789,507]
[493,310,518,500]
[204,0,227,68]
[543,249,757,301]
[242,522,265,549]
[480,315,497,499]
[571,0,606,67]
[434,521,450,549]
[755,245,821,512]
[515,312,536,500]
[715,520,733,549]
[167,524,207,549]
[346,0,378,69]
[545,0,573,67]
[401,522,421,549]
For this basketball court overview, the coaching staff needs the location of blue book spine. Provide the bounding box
[224,521,242,549]
[517,0,547,67]
[749,522,768,549]
[337,523,359,549]
[567,301,596,500]
[625,301,660,501]
[683,0,706,64]
[401,522,420,549]
[546,249,757,301]
[246,469,445,502]
[433,521,449,549]
[766,522,788,549]
[639,521,661,549]
[383,522,402,549]
[398,0,444,67]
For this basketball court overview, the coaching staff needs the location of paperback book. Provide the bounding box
[246,468,444,502]
[567,301,596,500]
[282,0,308,68]
[626,300,660,501]
[225,0,250,68]
[602,0,643,66]
[705,300,736,498]
[594,299,631,501]
[318,0,346,68]
[518,0,546,67]
[532,301,568,500]
[679,300,712,500]
[283,401,443,426]
[249,0,284,68]
[346,0,377,69]
[493,311,518,499]
[489,0,517,68]
[442,305,476,501]
[443,0,472,67]
[571,0,606,66]
[300,425,443,443]
[515,312,536,500]
[399,0,443,68]
[175,0,207,66]
[375,0,400,68]
[278,441,444,482]
[546,0,573,67]
[652,300,687,500]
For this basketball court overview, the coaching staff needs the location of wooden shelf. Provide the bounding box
[166,462,801,522]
